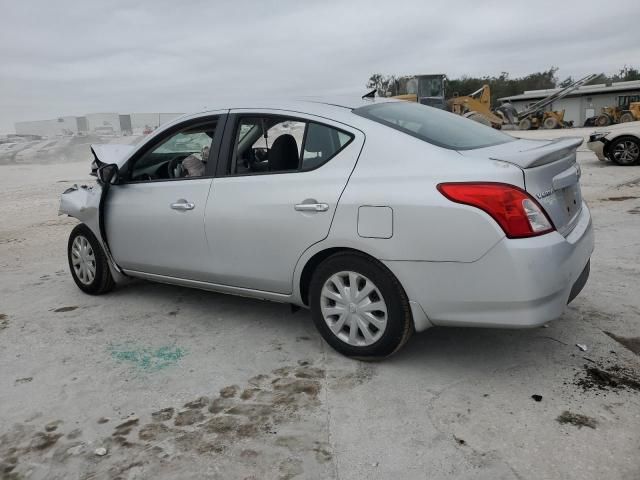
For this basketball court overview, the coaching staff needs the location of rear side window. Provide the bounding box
[229,116,353,175]
[302,123,352,171]
[354,101,514,150]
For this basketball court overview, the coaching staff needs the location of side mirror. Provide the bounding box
[97,163,119,185]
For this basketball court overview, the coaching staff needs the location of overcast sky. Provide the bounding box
[1,0,639,132]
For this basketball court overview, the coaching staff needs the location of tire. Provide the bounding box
[543,117,559,129]
[67,224,115,294]
[608,136,640,166]
[620,112,635,123]
[596,114,611,127]
[309,252,413,359]
[518,118,532,130]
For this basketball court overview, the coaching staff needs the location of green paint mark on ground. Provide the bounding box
[109,343,187,371]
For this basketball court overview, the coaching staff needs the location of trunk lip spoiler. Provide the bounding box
[488,137,583,169]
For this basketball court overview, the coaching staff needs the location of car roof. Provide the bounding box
[187,96,398,119]
[150,96,401,141]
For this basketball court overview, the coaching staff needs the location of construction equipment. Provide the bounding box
[596,102,640,126]
[389,74,447,109]
[510,73,598,129]
[447,85,504,128]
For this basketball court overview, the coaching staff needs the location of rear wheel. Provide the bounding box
[68,224,115,294]
[619,112,635,123]
[518,118,532,130]
[309,252,413,359]
[543,117,559,129]
[608,136,640,166]
[596,114,612,127]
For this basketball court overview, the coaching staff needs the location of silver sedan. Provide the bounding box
[60,98,594,358]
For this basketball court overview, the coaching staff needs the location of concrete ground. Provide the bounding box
[0,133,639,480]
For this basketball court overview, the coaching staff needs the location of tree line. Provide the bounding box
[367,66,640,107]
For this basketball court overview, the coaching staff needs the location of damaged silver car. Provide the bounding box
[60,98,593,358]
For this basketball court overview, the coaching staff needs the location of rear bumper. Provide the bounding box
[587,140,606,161]
[385,202,594,330]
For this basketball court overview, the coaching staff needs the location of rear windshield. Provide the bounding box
[354,101,514,150]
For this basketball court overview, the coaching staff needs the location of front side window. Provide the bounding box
[129,121,216,181]
[230,116,352,175]
[354,101,514,150]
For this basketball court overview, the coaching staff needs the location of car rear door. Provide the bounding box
[203,110,364,294]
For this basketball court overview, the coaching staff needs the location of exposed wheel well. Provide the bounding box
[299,247,375,305]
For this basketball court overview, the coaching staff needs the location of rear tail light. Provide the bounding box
[437,182,554,238]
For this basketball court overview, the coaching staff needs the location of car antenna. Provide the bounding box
[362,88,376,100]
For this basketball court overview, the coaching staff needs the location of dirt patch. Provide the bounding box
[30,432,64,450]
[604,331,640,355]
[556,411,597,429]
[0,313,8,331]
[628,207,640,215]
[602,196,638,201]
[151,407,174,422]
[113,417,139,436]
[0,361,328,479]
[575,364,640,392]
[174,409,205,426]
[14,377,33,385]
[220,385,239,398]
[53,306,78,313]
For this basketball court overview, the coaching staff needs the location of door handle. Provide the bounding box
[294,202,329,212]
[170,200,195,211]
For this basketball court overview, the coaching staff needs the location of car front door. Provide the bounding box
[204,110,364,293]
[105,114,226,281]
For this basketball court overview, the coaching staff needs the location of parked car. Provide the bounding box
[60,98,594,358]
[587,122,640,165]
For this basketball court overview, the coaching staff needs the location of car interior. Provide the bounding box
[129,122,216,181]
[126,116,352,181]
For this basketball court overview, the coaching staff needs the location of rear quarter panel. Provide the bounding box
[326,124,526,262]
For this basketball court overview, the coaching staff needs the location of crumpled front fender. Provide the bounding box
[59,183,126,281]
[59,183,102,225]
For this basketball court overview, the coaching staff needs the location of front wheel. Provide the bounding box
[309,252,413,359]
[67,224,115,294]
[608,136,640,166]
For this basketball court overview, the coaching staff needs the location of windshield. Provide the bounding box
[354,101,514,150]
[418,77,444,97]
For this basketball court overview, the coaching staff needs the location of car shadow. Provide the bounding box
[108,278,579,379]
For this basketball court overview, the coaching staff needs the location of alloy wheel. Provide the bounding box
[612,140,640,165]
[320,271,388,347]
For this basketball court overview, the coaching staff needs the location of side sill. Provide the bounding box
[122,270,294,304]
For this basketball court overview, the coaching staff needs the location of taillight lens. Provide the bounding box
[437,182,554,238]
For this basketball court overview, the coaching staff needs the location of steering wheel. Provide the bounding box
[167,156,184,179]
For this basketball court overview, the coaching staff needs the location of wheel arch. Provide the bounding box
[298,246,367,306]
[296,245,433,332]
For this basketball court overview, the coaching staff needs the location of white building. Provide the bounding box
[15,116,80,137]
[14,112,184,137]
[129,113,183,134]
[85,113,121,134]
[498,80,640,127]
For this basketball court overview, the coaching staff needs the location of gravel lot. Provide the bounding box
[1,131,639,480]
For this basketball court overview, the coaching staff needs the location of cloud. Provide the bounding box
[1,0,639,132]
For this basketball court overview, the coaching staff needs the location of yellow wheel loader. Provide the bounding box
[447,85,505,129]
[596,102,640,126]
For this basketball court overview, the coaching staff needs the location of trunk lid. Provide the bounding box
[459,137,584,236]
